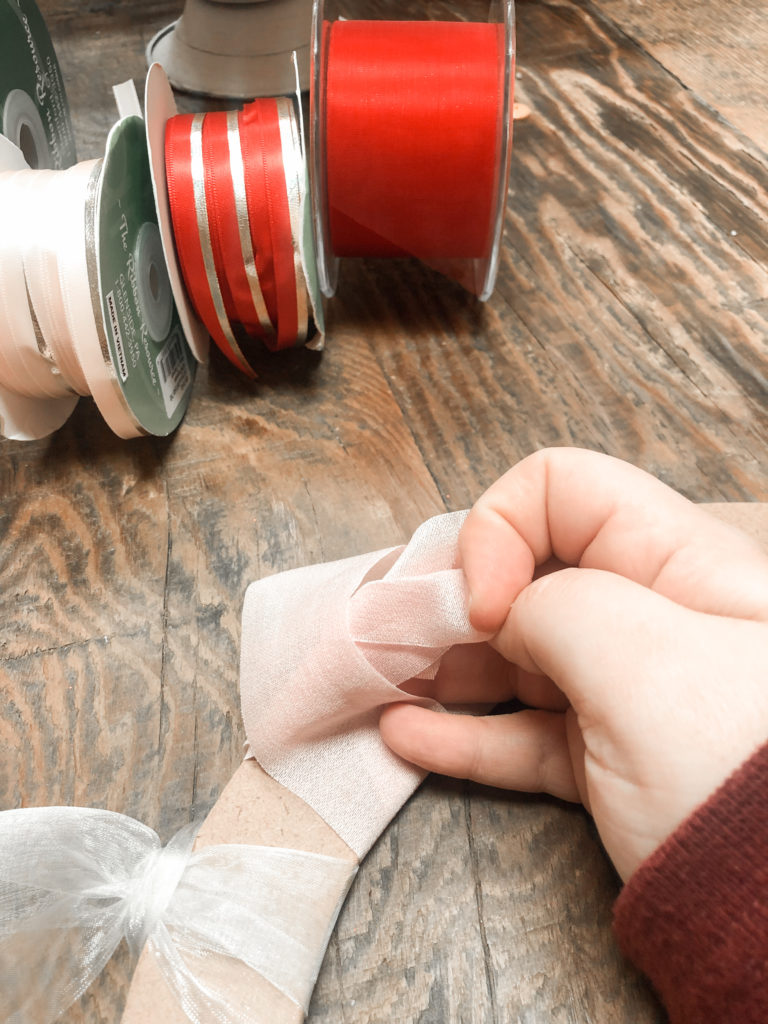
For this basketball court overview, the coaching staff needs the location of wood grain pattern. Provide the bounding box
[2,0,766,1021]
[336,0,768,511]
[589,0,768,155]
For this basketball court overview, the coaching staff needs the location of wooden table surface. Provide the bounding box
[2,0,766,1021]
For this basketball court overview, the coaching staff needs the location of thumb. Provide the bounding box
[495,567,690,722]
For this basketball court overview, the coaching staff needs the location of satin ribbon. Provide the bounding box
[241,510,491,857]
[322,20,505,262]
[0,806,356,1023]
[165,98,309,377]
[0,163,95,403]
[0,160,148,438]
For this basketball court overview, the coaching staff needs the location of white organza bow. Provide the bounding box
[0,807,356,1023]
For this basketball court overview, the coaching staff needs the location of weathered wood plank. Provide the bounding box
[336,0,767,511]
[1,0,765,1022]
[589,0,768,154]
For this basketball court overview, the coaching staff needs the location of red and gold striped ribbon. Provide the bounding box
[165,97,308,378]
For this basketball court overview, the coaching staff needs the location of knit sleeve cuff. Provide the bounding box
[613,741,768,1024]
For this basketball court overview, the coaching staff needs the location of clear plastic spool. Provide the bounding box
[310,0,515,301]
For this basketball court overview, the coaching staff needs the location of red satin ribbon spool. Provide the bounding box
[165,98,307,377]
[322,20,507,266]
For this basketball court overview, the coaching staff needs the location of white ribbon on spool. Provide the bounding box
[0,137,81,438]
[2,88,52,170]
[0,76,195,442]
[0,806,357,1023]
[0,147,163,440]
[0,171,69,399]
[0,156,124,439]
[20,167,91,396]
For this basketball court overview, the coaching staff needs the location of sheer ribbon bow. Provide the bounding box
[0,807,355,1023]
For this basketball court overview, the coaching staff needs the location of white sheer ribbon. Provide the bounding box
[0,807,356,1023]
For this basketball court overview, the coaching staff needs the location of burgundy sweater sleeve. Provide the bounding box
[613,741,768,1024]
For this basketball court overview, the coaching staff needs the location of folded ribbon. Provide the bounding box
[0,807,356,1023]
[241,510,490,857]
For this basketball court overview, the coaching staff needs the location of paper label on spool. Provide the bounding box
[97,115,195,435]
[0,0,76,169]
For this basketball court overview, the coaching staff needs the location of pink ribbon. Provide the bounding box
[240,511,490,856]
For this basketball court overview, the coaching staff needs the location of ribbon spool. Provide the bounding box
[0,117,196,441]
[0,0,77,170]
[310,0,515,300]
[164,90,316,377]
[146,0,315,100]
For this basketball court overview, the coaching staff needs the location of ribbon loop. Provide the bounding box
[349,511,476,676]
[241,510,492,857]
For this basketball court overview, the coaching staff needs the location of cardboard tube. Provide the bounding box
[122,759,357,1023]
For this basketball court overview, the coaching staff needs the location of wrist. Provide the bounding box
[613,741,768,1023]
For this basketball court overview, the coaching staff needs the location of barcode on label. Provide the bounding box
[157,329,192,417]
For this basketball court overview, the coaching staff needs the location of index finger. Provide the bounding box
[460,447,768,632]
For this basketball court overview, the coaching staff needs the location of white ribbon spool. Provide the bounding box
[0,806,357,1023]
[0,117,193,441]
[0,137,80,438]
[2,88,51,170]
[0,154,124,439]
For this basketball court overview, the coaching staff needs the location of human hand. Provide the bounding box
[380,448,768,880]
